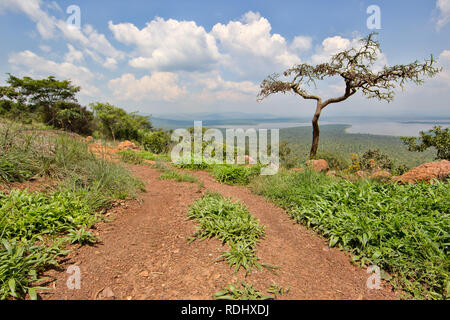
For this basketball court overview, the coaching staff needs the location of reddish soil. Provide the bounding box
[39,165,398,300]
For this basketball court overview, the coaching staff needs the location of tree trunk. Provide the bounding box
[310,103,322,158]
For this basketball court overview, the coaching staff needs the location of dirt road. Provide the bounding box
[40,165,397,300]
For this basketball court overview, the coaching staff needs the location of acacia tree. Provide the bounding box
[257,33,441,158]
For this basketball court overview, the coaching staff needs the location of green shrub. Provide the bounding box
[359,149,393,171]
[159,170,198,183]
[212,164,261,185]
[0,239,67,300]
[315,151,350,170]
[250,170,450,299]
[117,150,144,165]
[140,130,171,154]
[402,126,450,160]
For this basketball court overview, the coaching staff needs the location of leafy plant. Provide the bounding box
[212,164,261,185]
[250,169,450,299]
[0,239,67,300]
[187,193,266,274]
[159,170,198,183]
[401,126,450,160]
[360,149,393,171]
[213,281,274,300]
[67,228,98,245]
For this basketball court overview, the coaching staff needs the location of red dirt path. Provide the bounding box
[39,165,398,300]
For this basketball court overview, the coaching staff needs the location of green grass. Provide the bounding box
[212,164,262,185]
[118,150,170,165]
[213,281,274,300]
[250,169,450,299]
[213,281,290,300]
[187,192,266,274]
[0,123,144,299]
[159,170,198,183]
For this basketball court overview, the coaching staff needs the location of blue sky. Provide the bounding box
[0,0,449,118]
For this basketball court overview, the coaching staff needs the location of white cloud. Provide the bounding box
[39,44,52,53]
[437,49,450,83]
[0,0,124,68]
[311,35,387,72]
[108,73,186,102]
[436,0,450,30]
[311,36,353,64]
[211,11,300,74]
[8,50,99,97]
[109,18,221,72]
[192,72,260,102]
[290,36,313,53]
[0,0,56,39]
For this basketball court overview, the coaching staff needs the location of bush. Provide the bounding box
[140,130,171,154]
[187,193,266,273]
[402,126,450,160]
[315,151,350,170]
[359,149,392,171]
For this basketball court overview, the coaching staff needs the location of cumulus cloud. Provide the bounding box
[192,72,260,102]
[109,18,221,72]
[0,0,124,68]
[211,11,300,74]
[437,50,450,83]
[0,0,56,39]
[8,50,99,97]
[436,0,450,30]
[108,73,187,102]
[311,35,387,71]
[290,36,313,53]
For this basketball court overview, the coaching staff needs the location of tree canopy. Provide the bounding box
[258,33,441,158]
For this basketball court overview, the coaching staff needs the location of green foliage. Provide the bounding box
[90,102,152,141]
[402,126,450,160]
[159,170,198,183]
[250,169,450,299]
[0,123,143,300]
[315,150,350,170]
[175,156,212,170]
[213,281,274,300]
[0,74,94,134]
[67,228,98,245]
[280,125,436,168]
[117,150,144,165]
[0,189,98,241]
[52,101,94,135]
[0,239,67,300]
[140,130,171,154]
[212,164,261,185]
[187,193,266,274]
[267,282,290,298]
[360,149,393,171]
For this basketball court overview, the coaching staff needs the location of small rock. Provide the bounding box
[139,271,149,277]
[102,287,115,298]
[306,159,329,172]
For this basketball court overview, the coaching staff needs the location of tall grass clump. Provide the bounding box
[250,169,449,299]
[212,164,262,185]
[187,192,266,274]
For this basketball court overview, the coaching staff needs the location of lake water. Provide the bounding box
[215,120,450,137]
